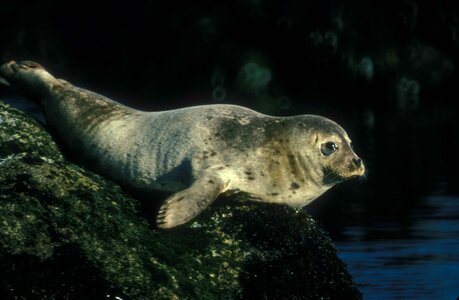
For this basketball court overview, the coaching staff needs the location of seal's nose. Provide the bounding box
[353,157,362,168]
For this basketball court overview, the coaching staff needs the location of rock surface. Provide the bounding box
[0,100,361,299]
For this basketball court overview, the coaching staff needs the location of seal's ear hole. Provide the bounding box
[321,142,338,156]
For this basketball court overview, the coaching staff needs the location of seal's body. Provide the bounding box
[0,61,365,228]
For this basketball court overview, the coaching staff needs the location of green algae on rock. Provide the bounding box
[0,100,361,299]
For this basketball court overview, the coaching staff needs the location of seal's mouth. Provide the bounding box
[322,164,366,185]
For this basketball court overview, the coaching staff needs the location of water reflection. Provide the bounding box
[335,195,459,299]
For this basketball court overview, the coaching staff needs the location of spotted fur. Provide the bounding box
[0,61,365,229]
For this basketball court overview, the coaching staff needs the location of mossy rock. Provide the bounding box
[0,100,361,299]
[0,101,62,160]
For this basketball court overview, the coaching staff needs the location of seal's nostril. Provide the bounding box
[353,158,362,167]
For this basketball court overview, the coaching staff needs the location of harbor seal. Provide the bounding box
[0,60,365,229]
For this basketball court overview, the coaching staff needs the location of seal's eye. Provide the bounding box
[321,142,338,156]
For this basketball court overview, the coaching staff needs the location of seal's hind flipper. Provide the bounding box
[0,76,10,87]
[156,170,228,229]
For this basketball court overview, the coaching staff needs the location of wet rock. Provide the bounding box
[0,100,361,299]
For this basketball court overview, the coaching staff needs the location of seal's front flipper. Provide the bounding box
[157,172,228,229]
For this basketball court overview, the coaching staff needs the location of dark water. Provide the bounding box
[335,192,459,299]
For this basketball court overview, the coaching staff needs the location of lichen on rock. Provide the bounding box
[0,100,361,299]
[0,101,62,160]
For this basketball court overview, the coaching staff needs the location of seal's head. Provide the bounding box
[292,115,366,186]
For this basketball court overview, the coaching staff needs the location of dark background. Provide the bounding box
[1,0,458,238]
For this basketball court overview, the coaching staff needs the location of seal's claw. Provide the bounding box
[0,61,16,79]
